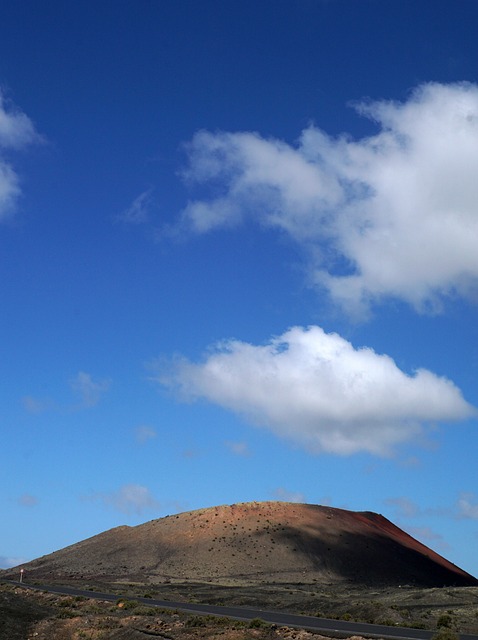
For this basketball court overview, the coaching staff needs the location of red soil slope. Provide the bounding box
[4,502,477,587]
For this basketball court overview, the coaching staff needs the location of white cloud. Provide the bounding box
[135,425,157,444]
[88,484,160,516]
[0,162,21,220]
[159,325,475,456]
[0,93,38,149]
[457,492,478,519]
[0,91,40,221]
[70,371,111,408]
[178,82,478,313]
[118,188,153,224]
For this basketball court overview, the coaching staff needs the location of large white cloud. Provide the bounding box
[178,82,478,313]
[0,91,39,220]
[159,326,475,456]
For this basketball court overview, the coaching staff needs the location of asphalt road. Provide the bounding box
[4,580,478,640]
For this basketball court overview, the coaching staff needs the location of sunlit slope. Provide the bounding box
[5,502,477,587]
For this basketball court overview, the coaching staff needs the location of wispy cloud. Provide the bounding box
[384,497,451,551]
[158,325,474,456]
[271,487,306,503]
[405,525,450,550]
[0,90,41,221]
[86,483,160,516]
[177,82,478,315]
[0,556,29,569]
[118,188,153,224]
[21,395,52,414]
[70,371,111,408]
[224,440,251,456]
[385,496,420,518]
[17,494,39,507]
[135,425,157,444]
[457,492,478,519]
[22,373,110,413]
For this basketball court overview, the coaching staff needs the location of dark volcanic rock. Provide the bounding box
[3,501,477,587]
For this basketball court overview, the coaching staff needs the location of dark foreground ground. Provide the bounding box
[1,580,478,640]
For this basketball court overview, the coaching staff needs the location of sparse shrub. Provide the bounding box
[186,614,232,627]
[84,604,104,614]
[437,614,454,629]
[133,605,157,616]
[432,629,459,640]
[248,617,269,628]
[58,598,75,607]
[95,617,120,630]
[56,608,77,619]
[74,595,87,602]
[407,621,427,629]
[186,615,207,627]
[116,598,139,610]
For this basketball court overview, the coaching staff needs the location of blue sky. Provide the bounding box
[1,0,478,579]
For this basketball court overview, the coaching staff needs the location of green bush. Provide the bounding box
[437,614,453,629]
[432,629,459,640]
[133,605,157,616]
[248,617,269,628]
[186,614,233,627]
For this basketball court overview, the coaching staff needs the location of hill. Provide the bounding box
[3,501,477,587]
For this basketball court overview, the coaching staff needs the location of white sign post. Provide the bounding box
[20,568,24,583]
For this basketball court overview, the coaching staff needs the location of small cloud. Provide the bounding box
[0,556,29,569]
[0,91,40,149]
[86,483,160,516]
[118,188,153,224]
[404,525,450,551]
[271,488,306,503]
[135,425,157,444]
[457,492,478,519]
[399,456,421,469]
[181,448,201,459]
[70,371,111,408]
[385,496,419,518]
[0,90,42,221]
[224,440,251,456]
[18,494,38,507]
[22,396,49,414]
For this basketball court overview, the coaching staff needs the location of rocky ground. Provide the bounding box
[2,580,478,640]
[0,582,357,640]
